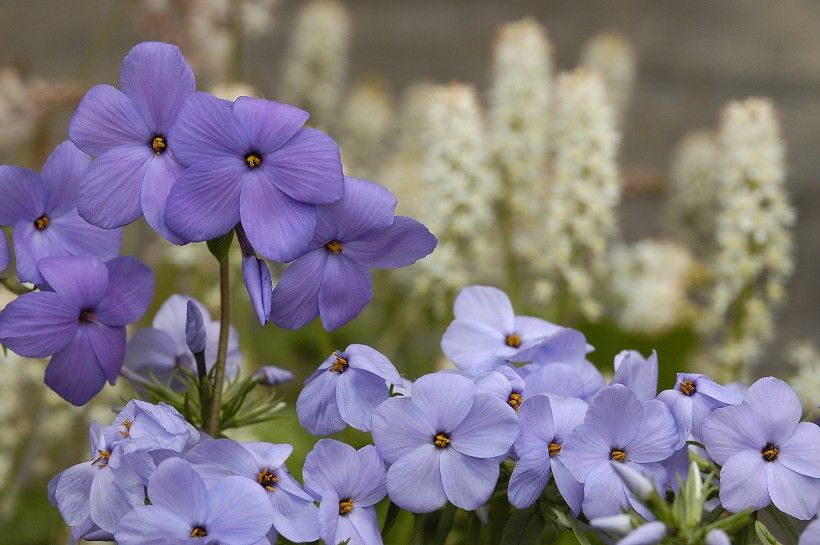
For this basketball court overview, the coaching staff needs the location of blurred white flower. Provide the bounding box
[787,342,820,413]
[339,78,395,179]
[580,32,636,127]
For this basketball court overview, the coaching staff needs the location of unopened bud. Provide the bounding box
[612,461,655,500]
[185,300,206,354]
[617,522,667,545]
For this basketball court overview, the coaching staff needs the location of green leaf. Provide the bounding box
[767,506,799,545]
[500,508,546,545]
[380,500,401,537]
[755,521,783,545]
[710,509,753,533]
[206,231,235,262]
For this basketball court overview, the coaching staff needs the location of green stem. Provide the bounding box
[432,503,456,545]
[412,513,425,545]
[206,256,231,436]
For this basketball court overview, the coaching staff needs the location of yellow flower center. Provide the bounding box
[610,449,627,462]
[34,214,49,231]
[548,442,562,457]
[338,498,354,515]
[79,309,96,323]
[151,135,167,155]
[119,419,133,438]
[679,379,696,396]
[257,468,278,492]
[505,333,522,348]
[329,354,349,373]
[325,240,343,254]
[434,432,451,449]
[91,449,110,468]
[245,152,262,168]
[761,443,779,461]
[190,526,207,538]
[507,392,523,411]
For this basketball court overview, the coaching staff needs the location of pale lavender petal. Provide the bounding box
[625,400,679,463]
[269,249,326,329]
[524,362,586,398]
[69,84,150,156]
[549,395,589,440]
[450,394,518,458]
[13,221,70,285]
[124,328,177,377]
[767,462,820,520]
[89,467,144,532]
[296,370,345,435]
[45,211,123,262]
[164,157,245,241]
[232,96,308,154]
[619,522,667,545]
[657,390,694,439]
[242,255,272,325]
[120,42,195,134]
[115,505,191,545]
[318,254,372,331]
[553,458,584,516]
[147,458,209,521]
[744,377,802,444]
[346,507,381,545]
[508,454,551,508]
[252,366,293,386]
[561,423,610,482]
[453,285,514,331]
[41,140,91,216]
[441,319,509,375]
[77,145,153,228]
[207,476,274,542]
[702,405,766,465]
[411,372,475,432]
[779,422,820,478]
[54,462,94,525]
[344,216,437,269]
[141,153,187,244]
[386,445,446,513]
[86,324,126,384]
[372,397,436,464]
[38,255,108,306]
[691,375,744,405]
[440,449,499,510]
[316,177,395,241]
[611,350,658,403]
[582,464,629,518]
[0,291,77,357]
[0,166,45,224]
[95,257,154,326]
[348,445,388,506]
[337,369,390,431]
[515,395,555,456]
[269,490,320,542]
[345,344,402,383]
[186,438,260,486]
[587,385,644,447]
[317,490,340,545]
[243,442,294,473]
[303,439,358,499]
[530,327,589,365]
[718,451,771,512]
[263,128,344,204]
[475,369,514,402]
[240,172,316,262]
[799,519,820,545]
[168,92,243,165]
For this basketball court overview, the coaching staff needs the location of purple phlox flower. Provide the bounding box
[297,344,402,435]
[799,519,820,545]
[164,92,344,262]
[185,300,206,354]
[475,365,527,413]
[0,255,153,405]
[657,373,743,442]
[706,529,732,545]
[702,377,820,520]
[187,438,319,543]
[617,522,667,545]
[441,285,561,376]
[252,365,294,386]
[302,439,387,545]
[561,385,679,519]
[49,422,154,535]
[124,294,241,389]
[0,140,122,284]
[115,457,273,545]
[69,42,195,243]
[610,350,658,403]
[371,372,519,512]
[269,176,436,331]
[520,328,606,401]
[0,233,8,271]
[105,400,200,469]
[508,394,588,515]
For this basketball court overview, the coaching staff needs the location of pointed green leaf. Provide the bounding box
[501,508,546,545]
[206,231,235,262]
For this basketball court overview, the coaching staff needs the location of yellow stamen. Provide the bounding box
[257,468,278,492]
[434,432,451,449]
[610,449,627,462]
[91,449,110,467]
[190,526,207,538]
[505,333,522,348]
[329,354,349,374]
[761,443,778,461]
[151,136,167,155]
[245,153,262,168]
[548,442,562,457]
[338,498,354,515]
[507,393,523,411]
[34,215,49,231]
[679,379,696,396]
[325,240,343,254]
[119,419,133,438]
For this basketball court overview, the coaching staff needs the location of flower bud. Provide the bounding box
[611,461,655,500]
[185,301,206,355]
[706,529,731,545]
[617,522,666,545]
[252,366,294,386]
[242,256,272,325]
[590,514,633,536]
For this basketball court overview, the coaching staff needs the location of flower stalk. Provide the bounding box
[206,251,232,436]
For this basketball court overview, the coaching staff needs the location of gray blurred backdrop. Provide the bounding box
[0,0,817,362]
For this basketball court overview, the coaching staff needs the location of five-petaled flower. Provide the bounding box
[269,176,436,331]
[371,372,519,512]
[0,140,121,284]
[702,377,820,519]
[69,42,195,243]
[658,372,743,441]
[0,255,153,405]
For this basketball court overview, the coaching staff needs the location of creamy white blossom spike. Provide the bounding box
[339,78,395,179]
[580,32,636,127]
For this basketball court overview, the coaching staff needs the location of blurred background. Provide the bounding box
[0,1,818,543]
